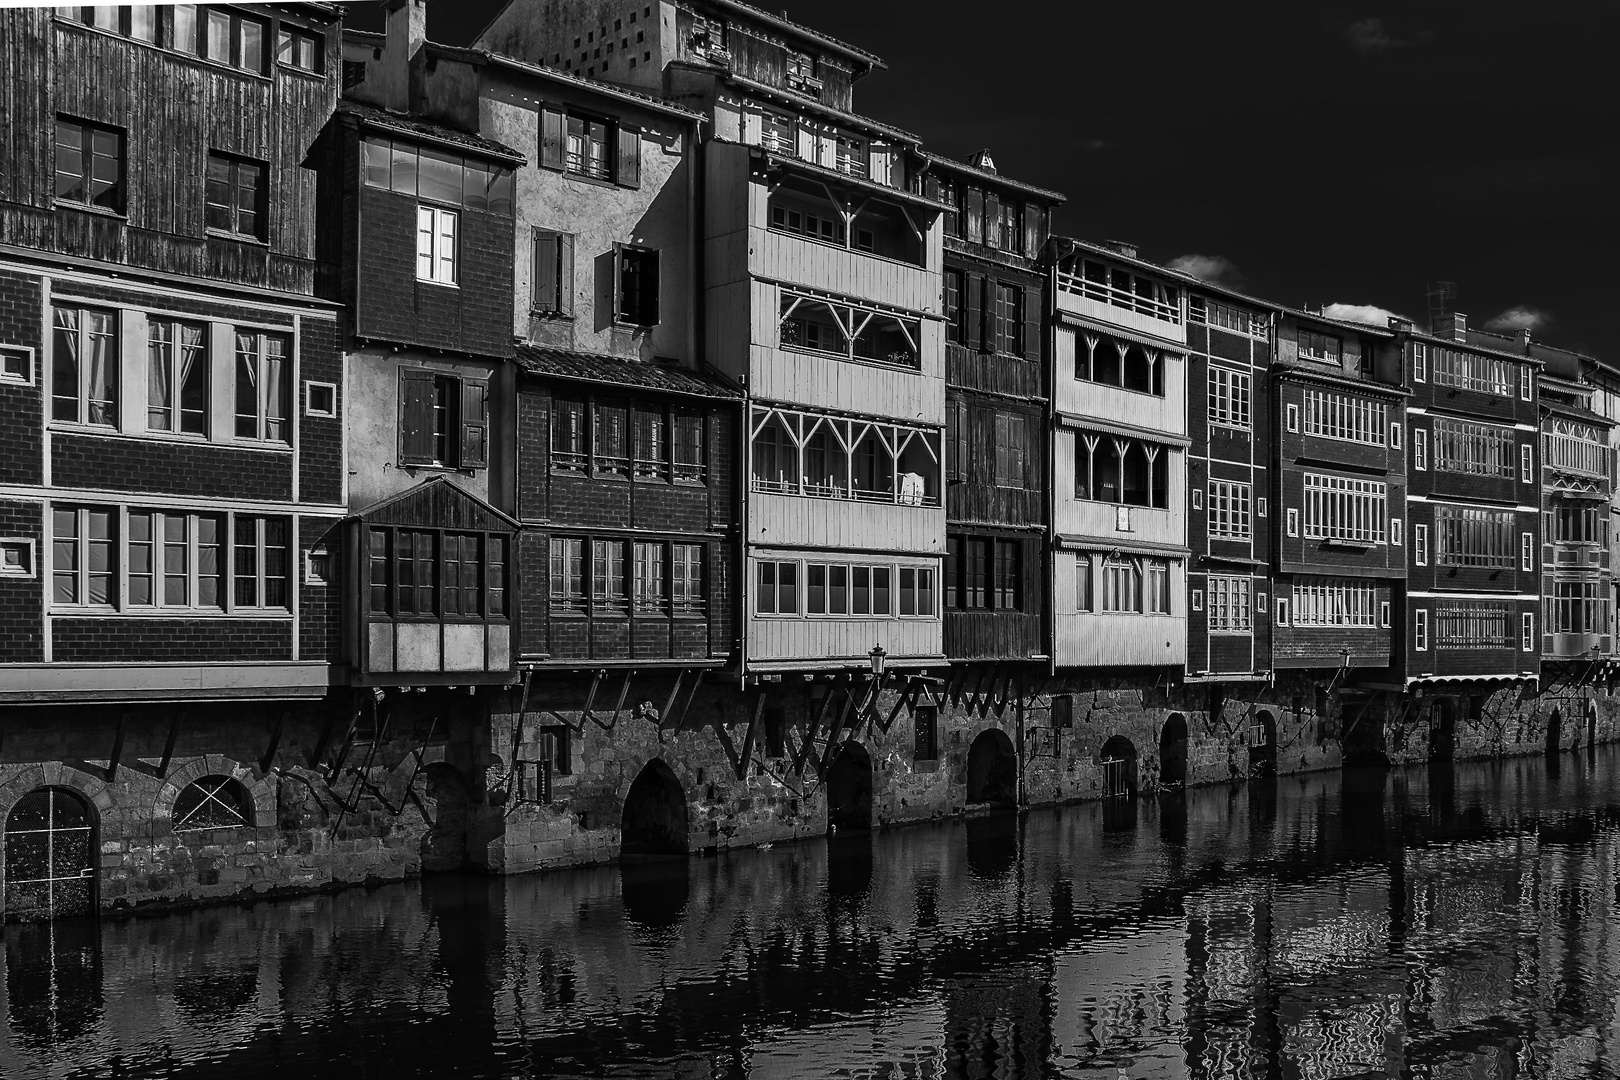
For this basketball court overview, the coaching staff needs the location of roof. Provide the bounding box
[723,72,918,143]
[922,152,1066,203]
[705,0,885,71]
[757,148,952,214]
[1272,358,1411,398]
[1053,235,1283,314]
[342,28,384,45]
[1405,326,1546,366]
[1278,306,1397,338]
[351,476,521,530]
[514,345,743,400]
[335,100,524,163]
[448,46,706,123]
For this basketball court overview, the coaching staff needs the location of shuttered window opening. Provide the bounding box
[993,413,1027,489]
[531,230,576,315]
[399,369,489,470]
[615,245,660,326]
[538,107,641,188]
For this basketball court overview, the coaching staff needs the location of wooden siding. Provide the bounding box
[1053,329,1187,435]
[749,492,943,554]
[749,342,944,425]
[944,533,1044,662]
[946,390,1044,528]
[1404,598,1540,679]
[1053,430,1186,550]
[946,344,1042,400]
[748,613,940,667]
[1052,550,1187,668]
[1055,291,1185,346]
[752,228,937,313]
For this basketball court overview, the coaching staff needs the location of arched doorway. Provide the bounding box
[1159,714,1189,788]
[966,729,1018,806]
[1588,701,1600,751]
[1099,735,1138,799]
[1546,708,1563,757]
[5,787,96,922]
[1249,710,1277,776]
[620,759,688,857]
[1429,700,1456,762]
[419,763,471,873]
[826,741,873,832]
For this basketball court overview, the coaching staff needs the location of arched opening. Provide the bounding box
[1546,708,1563,757]
[5,787,96,922]
[1429,700,1456,762]
[172,776,251,832]
[1099,735,1138,798]
[1249,710,1278,776]
[419,763,471,873]
[826,741,873,832]
[966,729,1018,807]
[620,759,688,858]
[1159,714,1189,788]
[1588,701,1599,751]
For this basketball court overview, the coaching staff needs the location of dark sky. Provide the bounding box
[346,1,1618,358]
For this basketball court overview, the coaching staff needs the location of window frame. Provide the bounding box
[1207,365,1252,430]
[614,243,660,327]
[54,115,125,214]
[233,328,292,444]
[146,317,210,436]
[51,303,120,428]
[204,151,268,241]
[415,205,459,286]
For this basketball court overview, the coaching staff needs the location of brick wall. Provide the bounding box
[0,269,43,486]
[299,516,343,662]
[298,315,344,506]
[52,618,293,663]
[0,500,43,662]
[52,433,294,501]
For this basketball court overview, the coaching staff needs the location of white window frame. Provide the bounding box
[1291,578,1377,628]
[416,205,458,286]
[1207,479,1252,540]
[1413,427,1427,471]
[1391,517,1403,546]
[1390,422,1401,450]
[1380,600,1390,627]
[1519,365,1533,401]
[1522,611,1535,651]
[1412,342,1427,383]
[1275,596,1289,625]
[1206,575,1252,633]
[0,344,35,386]
[1415,608,1429,651]
[0,537,36,578]
[1286,508,1299,537]
[1191,488,1202,511]
[1302,473,1388,545]
[1520,443,1533,483]
[1302,388,1387,446]
[305,380,337,418]
[1191,589,1203,612]
[1521,531,1534,572]
[1285,403,1299,432]
[1257,497,1267,518]
[305,545,332,586]
[1207,365,1252,429]
[1414,523,1428,565]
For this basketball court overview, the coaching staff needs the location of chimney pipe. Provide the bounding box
[381,0,426,112]
[1388,317,1413,333]
[1429,311,1467,342]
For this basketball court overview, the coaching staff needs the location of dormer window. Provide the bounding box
[785,49,820,96]
[1297,329,1342,364]
[689,14,728,62]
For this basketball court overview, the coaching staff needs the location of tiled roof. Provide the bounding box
[724,73,919,143]
[513,345,743,400]
[462,48,707,122]
[708,0,885,69]
[922,152,1066,203]
[336,100,525,162]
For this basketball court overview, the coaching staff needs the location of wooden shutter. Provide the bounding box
[1021,284,1041,362]
[964,272,983,352]
[460,378,489,468]
[557,233,575,316]
[984,191,1001,250]
[533,231,558,311]
[964,187,983,245]
[615,126,641,189]
[924,173,941,202]
[399,370,435,464]
[540,107,565,171]
[979,275,994,354]
[945,398,959,482]
[1023,203,1046,258]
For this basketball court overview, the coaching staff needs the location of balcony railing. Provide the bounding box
[1545,433,1610,479]
[1057,271,1181,325]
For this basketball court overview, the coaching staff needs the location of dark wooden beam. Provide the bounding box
[158,705,183,777]
[106,710,129,782]
[580,669,605,729]
[260,708,288,774]
[660,668,686,728]
[606,668,634,730]
[794,674,845,775]
[711,717,742,776]
[735,691,766,780]
[816,686,860,780]
[675,668,708,732]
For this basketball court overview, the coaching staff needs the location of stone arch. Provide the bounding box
[1547,707,1563,756]
[825,740,873,832]
[1099,735,1138,798]
[1159,713,1189,788]
[419,763,471,873]
[1249,709,1278,776]
[0,765,115,924]
[620,758,689,857]
[154,756,277,830]
[966,728,1018,806]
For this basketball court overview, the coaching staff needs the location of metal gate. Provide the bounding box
[5,788,96,922]
[1101,757,1130,799]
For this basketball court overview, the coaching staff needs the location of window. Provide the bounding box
[760,110,795,154]
[276,24,322,72]
[993,539,1021,611]
[362,137,514,215]
[174,777,249,831]
[1380,601,1390,627]
[0,538,33,578]
[1285,403,1299,432]
[673,411,705,483]
[399,370,488,469]
[550,537,585,613]
[673,543,704,615]
[551,398,586,472]
[1207,480,1251,540]
[1432,418,1515,477]
[1552,504,1604,545]
[1193,299,1267,337]
[1390,423,1402,450]
[1075,333,1165,396]
[368,527,506,618]
[305,381,336,418]
[532,230,575,315]
[1208,367,1251,429]
[51,507,115,605]
[1521,531,1534,572]
[785,48,818,93]
[232,516,288,609]
[1413,427,1427,470]
[899,567,934,617]
[780,291,921,369]
[305,546,331,586]
[1414,523,1428,565]
[342,58,366,91]
[204,153,265,239]
[1520,443,1533,483]
[1391,518,1403,546]
[770,201,845,244]
[201,7,268,73]
[1302,473,1387,544]
[146,319,208,434]
[565,113,609,178]
[1434,505,1515,567]
[756,560,799,615]
[1523,611,1535,651]
[1552,582,1607,635]
[833,133,866,178]
[616,246,659,326]
[944,270,964,344]
[1412,342,1427,383]
[993,283,1023,356]
[1275,597,1289,625]
[1286,508,1299,537]
[1207,575,1252,632]
[590,539,628,613]
[1146,560,1171,614]
[1075,555,1091,611]
[416,206,458,285]
[51,305,118,426]
[994,413,1027,489]
[1101,558,1140,613]
[1291,578,1376,627]
[751,407,939,507]
[1074,432,1170,510]
[1435,603,1511,649]
[1520,365,1534,401]
[1302,389,1386,445]
[1257,497,1267,518]
[1414,609,1429,651]
[1430,346,1514,395]
[1191,590,1202,611]
[1057,257,1181,324]
[1,345,33,385]
[633,405,669,480]
[54,117,123,212]
[1297,329,1341,364]
[232,330,290,442]
[632,541,666,614]
[592,399,628,476]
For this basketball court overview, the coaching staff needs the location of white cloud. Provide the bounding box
[1167,254,1242,289]
[1323,302,1405,327]
[1483,306,1551,333]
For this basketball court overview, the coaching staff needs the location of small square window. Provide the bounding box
[1191,589,1203,612]
[0,539,34,578]
[306,546,332,585]
[305,380,337,417]
[1191,488,1202,511]
[1256,591,1268,613]
[1257,497,1267,518]
[0,345,34,384]
[1275,598,1289,625]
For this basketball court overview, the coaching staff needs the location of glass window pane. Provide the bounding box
[417,148,462,204]
[362,138,391,189]
[206,9,230,60]
[239,17,264,72]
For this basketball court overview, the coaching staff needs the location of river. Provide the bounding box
[3,748,1619,1078]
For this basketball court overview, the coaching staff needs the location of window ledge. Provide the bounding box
[55,423,291,455]
[1320,539,1378,550]
[54,200,126,221]
[206,228,270,248]
[52,609,294,620]
[275,63,325,80]
[530,309,575,321]
[415,278,460,290]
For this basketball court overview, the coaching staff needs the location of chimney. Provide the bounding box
[1430,311,1467,342]
[1518,327,1532,349]
[1388,316,1413,333]
[968,149,997,174]
[381,0,426,112]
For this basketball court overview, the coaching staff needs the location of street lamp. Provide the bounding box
[868,643,887,679]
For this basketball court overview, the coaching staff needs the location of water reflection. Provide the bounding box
[5,750,1620,1078]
